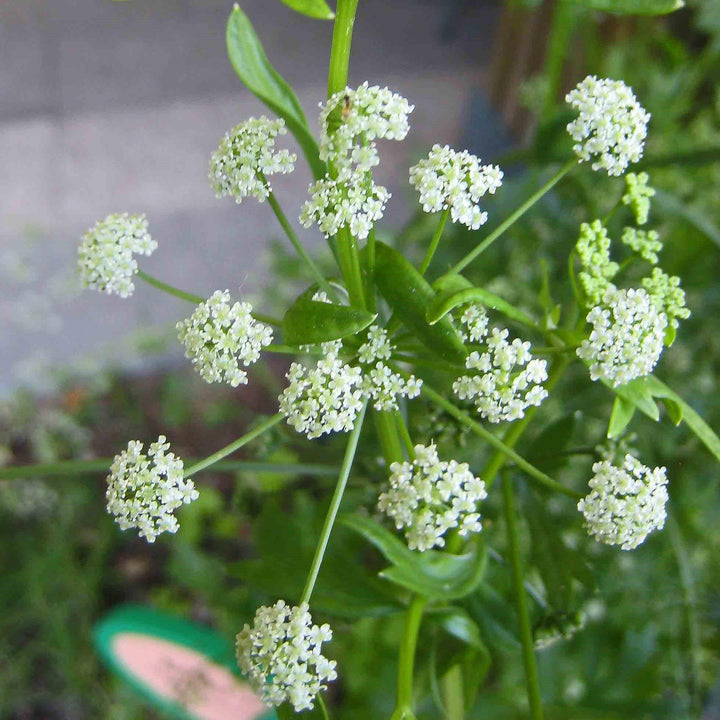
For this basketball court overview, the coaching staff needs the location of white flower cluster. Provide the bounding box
[106,435,198,543]
[280,327,422,435]
[378,443,487,551]
[622,171,655,224]
[642,267,690,332]
[177,291,273,387]
[453,324,548,424]
[459,303,490,344]
[621,227,662,265]
[279,341,364,439]
[409,144,503,229]
[577,287,667,387]
[209,117,296,203]
[358,325,422,412]
[578,454,668,550]
[566,75,650,176]
[300,175,389,240]
[319,82,414,180]
[78,213,157,298]
[236,600,336,712]
[575,220,619,306]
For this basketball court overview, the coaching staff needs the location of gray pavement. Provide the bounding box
[0,0,499,393]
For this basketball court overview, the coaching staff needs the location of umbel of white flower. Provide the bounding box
[642,267,690,332]
[78,213,157,298]
[577,286,667,387]
[409,145,503,230]
[357,325,422,412]
[279,341,364,439]
[453,310,548,424]
[300,174,390,240]
[578,454,668,550]
[319,82,414,181]
[622,227,662,265]
[236,600,337,712]
[106,435,198,543]
[378,443,488,551]
[177,290,273,387]
[209,117,296,203]
[566,75,650,176]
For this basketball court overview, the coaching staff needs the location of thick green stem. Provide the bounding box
[440,665,464,720]
[327,0,359,98]
[137,270,204,304]
[449,160,575,275]
[502,473,544,720]
[184,414,283,477]
[301,402,367,604]
[420,381,580,499]
[418,208,449,276]
[396,595,427,712]
[265,186,336,300]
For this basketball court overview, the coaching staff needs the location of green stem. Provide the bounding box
[184,414,283,477]
[336,227,366,307]
[396,595,427,711]
[502,472,544,720]
[394,411,416,460]
[137,270,204,304]
[265,186,336,300]
[449,159,575,275]
[418,208,449,276]
[0,458,339,481]
[419,381,580,499]
[300,402,367,604]
[327,0,359,98]
[373,411,405,466]
[365,228,376,312]
[440,665,464,720]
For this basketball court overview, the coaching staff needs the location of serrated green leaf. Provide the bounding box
[280,0,334,20]
[372,243,468,364]
[283,286,376,346]
[434,608,487,651]
[426,285,536,329]
[608,395,636,438]
[341,514,487,600]
[226,6,325,179]
[561,0,684,15]
[660,396,683,426]
[645,376,720,463]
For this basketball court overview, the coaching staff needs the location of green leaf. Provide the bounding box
[341,514,488,600]
[283,286,376,346]
[434,608,488,651]
[280,0,334,19]
[608,395,636,439]
[525,413,578,474]
[226,6,325,179]
[645,376,720,463]
[603,377,660,421]
[230,499,400,618]
[426,284,536,330]
[372,242,468,364]
[561,0,684,15]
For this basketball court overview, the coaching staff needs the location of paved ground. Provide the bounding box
[0,0,500,393]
